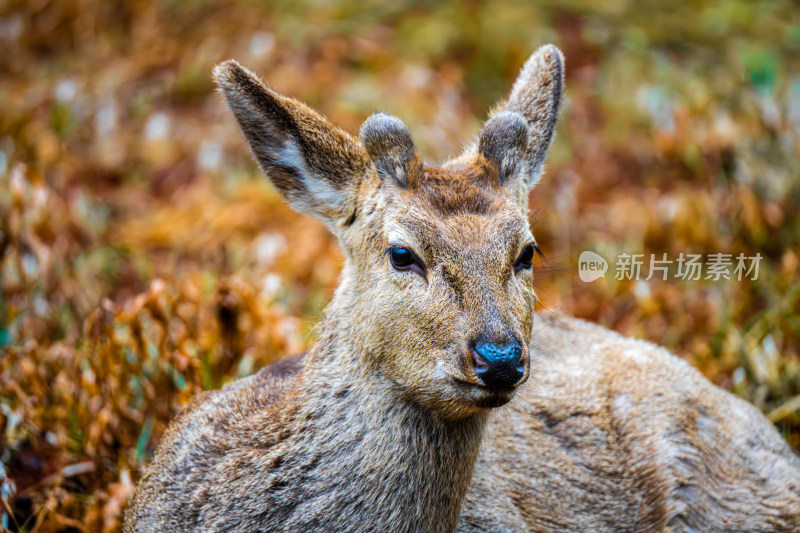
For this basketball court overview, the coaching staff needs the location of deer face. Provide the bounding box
[215,46,563,419]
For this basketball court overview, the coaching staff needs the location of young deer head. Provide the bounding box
[214,46,562,420]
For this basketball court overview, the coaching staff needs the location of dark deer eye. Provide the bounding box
[388,245,426,276]
[390,246,414,269]
[514,244,538,272]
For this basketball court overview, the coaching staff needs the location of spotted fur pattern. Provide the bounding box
[125,45,800,532]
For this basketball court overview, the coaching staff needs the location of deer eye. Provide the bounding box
[390,246,415,269]
[388,245,426,276]
[514,244,538,272]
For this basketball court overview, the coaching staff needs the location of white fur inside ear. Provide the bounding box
[390,163,406,184]
[275,138,346,217]
[527,163,543,188]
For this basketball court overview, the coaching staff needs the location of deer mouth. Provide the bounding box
[449,376,517,408]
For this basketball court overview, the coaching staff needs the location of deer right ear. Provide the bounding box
[214,60,370,229]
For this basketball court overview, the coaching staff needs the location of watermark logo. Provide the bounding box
[578,251,762,282]
[578,250,608,282]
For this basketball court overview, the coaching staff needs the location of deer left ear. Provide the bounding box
[479,45,564,193]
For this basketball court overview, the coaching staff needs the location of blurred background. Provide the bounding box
[1,0,799,530]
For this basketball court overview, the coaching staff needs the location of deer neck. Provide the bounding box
[282,285,488,532]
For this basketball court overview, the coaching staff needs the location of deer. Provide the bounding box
[124,45,800,532]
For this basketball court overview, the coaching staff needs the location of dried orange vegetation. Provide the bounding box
[1,0,799,531]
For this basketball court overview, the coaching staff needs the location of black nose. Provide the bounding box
[472,342,525,388]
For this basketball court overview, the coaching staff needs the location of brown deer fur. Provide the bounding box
[125,45,800,532]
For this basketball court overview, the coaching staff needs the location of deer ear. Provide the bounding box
[214,60,370,228]
[480,45,564,192]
